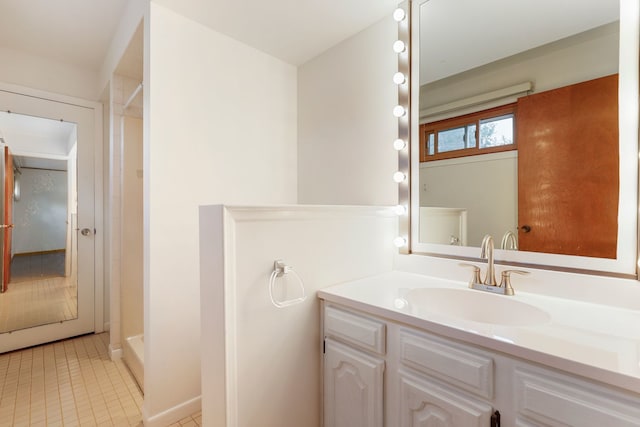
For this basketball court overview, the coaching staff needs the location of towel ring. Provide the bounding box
[268,260,306,308]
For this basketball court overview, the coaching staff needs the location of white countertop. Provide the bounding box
[317,271,640,394]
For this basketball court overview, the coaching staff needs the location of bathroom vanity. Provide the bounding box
[318,271,640,426]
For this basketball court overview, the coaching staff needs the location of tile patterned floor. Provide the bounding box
[0,333,202,426]
[0,276,77,333]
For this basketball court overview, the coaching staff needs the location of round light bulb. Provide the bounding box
[393,171,406,183]
[393,138,406,150]
[393,72,406,85]
[393,105,406,117]
[393,298,408,309]
[393,205,407,215]
[393,40,406,53]
[393,236,407,248]
[393,8,406,22]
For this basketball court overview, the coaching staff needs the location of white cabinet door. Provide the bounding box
[514,367,640,427]
[399,370,494,427]
[324,339,384,427]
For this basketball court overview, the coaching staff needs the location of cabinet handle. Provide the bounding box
[490,410,501,427]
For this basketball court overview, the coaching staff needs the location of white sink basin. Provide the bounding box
[405,288,551,327]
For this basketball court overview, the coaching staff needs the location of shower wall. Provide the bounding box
[121,114,143,386]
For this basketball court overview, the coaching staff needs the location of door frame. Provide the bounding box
[0,82,104,351]
[1,146,14,293]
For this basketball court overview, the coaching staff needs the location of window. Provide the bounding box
[420,104,516,162]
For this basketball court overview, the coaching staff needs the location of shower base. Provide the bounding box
[124,334,144,391]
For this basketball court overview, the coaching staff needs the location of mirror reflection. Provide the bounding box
[0,111,78,333]
[417,0,621,259]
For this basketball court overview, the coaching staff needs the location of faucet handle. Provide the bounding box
[459,263,482,288]
[499,269,530,295]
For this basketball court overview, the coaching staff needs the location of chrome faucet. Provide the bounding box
[501,230,518,250]
[480,234,497,286]
[460,234,530,296]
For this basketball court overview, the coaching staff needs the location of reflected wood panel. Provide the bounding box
[517,74,619,258]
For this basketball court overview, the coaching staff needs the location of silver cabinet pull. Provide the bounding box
[80,228,93,236]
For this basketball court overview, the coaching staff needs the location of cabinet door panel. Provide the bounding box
[324,339,384,427]
[399,370,493,427]
[515,368,640,427]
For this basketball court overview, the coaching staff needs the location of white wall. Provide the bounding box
[13,168,67,254]
[0,46,100,101]
[419,152,518,247]
[297,16,397,206]
[199,205,397,427]
[143,3,298,424]
[99,0,145,344]
[98,0,146,96]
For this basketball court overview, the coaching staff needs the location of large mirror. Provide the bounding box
[0,111,78,333]
[407,0,639,275]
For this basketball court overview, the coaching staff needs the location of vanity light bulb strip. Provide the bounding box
[393,40,406,53]
[393,138,407,150]
[393,171,407,183]
[395,1,411,255]
[393,105,406,117]
[393,72,406,85]
[393,8,406,22]
[393,236,407,248]
[394,205,407,215]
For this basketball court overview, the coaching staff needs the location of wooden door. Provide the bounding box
[2,146,12,292]
[517,74,619,258]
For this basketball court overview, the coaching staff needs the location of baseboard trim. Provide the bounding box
[142,396,202,427]
[108,344,123,361]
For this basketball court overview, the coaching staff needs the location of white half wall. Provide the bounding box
[143,4,298,425]
[297,16,397,206]
[199,205,397,427]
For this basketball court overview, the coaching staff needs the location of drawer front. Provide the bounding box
[324,306,386,354]
[515,368,640,427]
[399,329,493,399]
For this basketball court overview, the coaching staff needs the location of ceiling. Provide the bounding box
[152,0,398,65]
[0,0,397,74]
[420,0,620,83]
[1,0,620,83]
[0,0,130,71]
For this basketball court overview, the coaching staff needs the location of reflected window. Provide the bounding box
[420,104,516,162]
[437,124,477,152]
[480,115,513,148]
